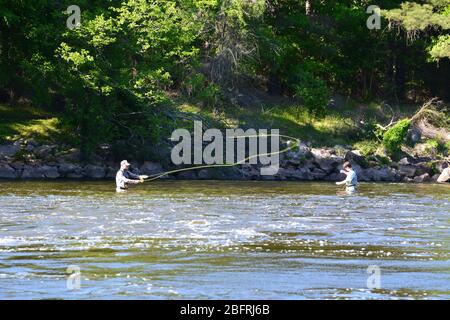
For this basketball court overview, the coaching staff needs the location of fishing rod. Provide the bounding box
[142,133,301,182]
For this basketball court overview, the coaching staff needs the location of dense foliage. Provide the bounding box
[0,0,449,160]
[382,118,411,153]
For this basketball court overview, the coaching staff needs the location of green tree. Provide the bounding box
[384,0,450,61]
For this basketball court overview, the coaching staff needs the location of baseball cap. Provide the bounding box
[121,160,131,167]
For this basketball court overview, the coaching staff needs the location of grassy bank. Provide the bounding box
[1,97,449,161]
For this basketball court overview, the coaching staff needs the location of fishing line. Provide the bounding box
[143,134,301,182]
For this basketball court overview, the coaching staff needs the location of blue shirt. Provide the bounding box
[345,170,358,187]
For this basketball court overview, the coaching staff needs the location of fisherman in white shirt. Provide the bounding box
[336,161,358,193]
[116,160,148,192]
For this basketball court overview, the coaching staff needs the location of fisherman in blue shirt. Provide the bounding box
[116,160,148,192]
[336,161,358,193]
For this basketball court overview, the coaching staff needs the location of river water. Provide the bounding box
[0,181,448,299]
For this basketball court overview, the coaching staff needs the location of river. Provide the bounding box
[0,181,449,299]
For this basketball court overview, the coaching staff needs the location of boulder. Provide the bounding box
[290,168,314,180]
[105,167,117,179]
[311,148,334,159]
[437,168,450,183]
[310,168,327,180]
[363,167,396,182]
[407,126,422,144]
[25,144,35,152]
[324,172,344,182]
[22,165,60,179]
[399,164,417,177]
[239,165,260,179]
[60,148,81,162]
[398,157,410,166]
[414,173,430,183]
[432,161,449,174]
[84,164,106,179]
[34,145,57,158]
[0,164,19,179]
[431,174,441,183]
[0,144,20,158]
[66,172,85,179]
[139,162,164,176]
[276,167,314,180]
[198,169,213,180]
[43,166,60,179]
[344,150,366,166]
[414,163,432,176]
[9,161,25,171]
[177,171,197,180]
[58,163,80,176]
[285,143,313,161]
[402,176,414,183]
[314,156,342,174]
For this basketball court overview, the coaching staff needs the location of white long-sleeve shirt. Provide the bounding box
[116,169,140,191]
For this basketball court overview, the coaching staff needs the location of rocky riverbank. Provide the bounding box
[0,139,448,182]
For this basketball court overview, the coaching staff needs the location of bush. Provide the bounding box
[354,140,379,156]
[444,141,450,156]
[292,71,329,118]
[382,119,411,154]
[424,139,440,156]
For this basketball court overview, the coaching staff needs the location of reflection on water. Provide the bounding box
[0,180,449,299]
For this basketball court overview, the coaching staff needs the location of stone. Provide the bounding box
[0,144,20,158]
[66,172,85,179]
[414,163,432,176]
[363,168,395,182]
[290,168,314,180]
[311,148,334,159]
[344,150,365,166]
[105,167,117,179]
[140,162,164,176]
[437,168,450,183]
[310,168,327,180]
[34,145,57,158]
[9,161,25,171]
[84,164,106,179]
[276,167,313,180]
[287,158,301,166]
[58,163,79,176]
[314,156,342,174]
[324,172,343,182]
[21,165,43,179]
[60,148,81,162]
[21,165,60,179]
[406,126,422,144]
[43,166,60,179]
[398,157,410,166]
[402,176,414,183]
[177,171,197,180]
[25,144,35,152]
[0,164,19,179]
[285,143,313,161]
[198,169,213,180]
[432,161,449,173]
[431,174,441,182]
[399,164,417,177]
[414,173,430,183]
